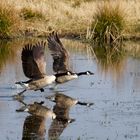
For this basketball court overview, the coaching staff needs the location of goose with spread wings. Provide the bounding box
[15,41,78,97]
[47,32,94,84]
[15,41,57,96]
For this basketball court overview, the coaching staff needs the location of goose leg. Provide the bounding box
[12,89,26,100]
[18,89,27,96]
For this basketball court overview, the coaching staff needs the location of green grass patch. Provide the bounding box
[87,1,126,46]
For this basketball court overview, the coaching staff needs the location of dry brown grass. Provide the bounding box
[0,0,139,38]
[0,1,22,38]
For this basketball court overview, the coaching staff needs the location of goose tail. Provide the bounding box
[15,81,29,89]
[16,106,29,112]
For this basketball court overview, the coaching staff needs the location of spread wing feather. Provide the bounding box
[47,32,69,73]
[22,41,46,79]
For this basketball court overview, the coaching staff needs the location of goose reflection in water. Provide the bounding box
[16,100,56,119]
[16,100,56,140]
[22,115,46,140]
[47,92,93,140]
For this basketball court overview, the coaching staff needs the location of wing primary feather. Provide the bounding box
[21,41,47,79]
[47,32,70,73]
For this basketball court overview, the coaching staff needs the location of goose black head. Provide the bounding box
[86,71,94,75]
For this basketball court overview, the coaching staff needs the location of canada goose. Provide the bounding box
[16,100,56,119]
[22,115,46,140]
[15,41,78,97]
[15,41,56,96]
[47,32,94,84]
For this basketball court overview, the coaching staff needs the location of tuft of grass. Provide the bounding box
[87,1,126,46]
[21,8,45,20]
[0,3,21,39]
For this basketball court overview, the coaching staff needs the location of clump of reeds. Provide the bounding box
[86,1,126,46]
[0,2,21,39]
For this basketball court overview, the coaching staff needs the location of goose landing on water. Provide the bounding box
[47,32,94,84]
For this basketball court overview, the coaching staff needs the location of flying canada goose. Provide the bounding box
[16,100,56,119]
[15,32,94,97]
[15,41,76,97]
[15,41,55,95]
[47,32,94,84]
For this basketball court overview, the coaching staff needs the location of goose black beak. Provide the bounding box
[90,72,94,75]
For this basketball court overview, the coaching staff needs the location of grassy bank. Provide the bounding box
[0,0,139,39]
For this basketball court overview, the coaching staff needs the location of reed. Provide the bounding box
[86,1,126,46]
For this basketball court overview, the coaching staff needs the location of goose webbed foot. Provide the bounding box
[12,89,26,100]
[12,93,24,101]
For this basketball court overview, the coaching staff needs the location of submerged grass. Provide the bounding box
[93,43,126,79]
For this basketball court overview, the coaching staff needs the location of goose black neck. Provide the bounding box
[77,101,88,106]
[55,72,68,77]
[77,72,87,76]
[77,101,94,107]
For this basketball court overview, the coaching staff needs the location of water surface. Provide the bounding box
[0,39,140,140]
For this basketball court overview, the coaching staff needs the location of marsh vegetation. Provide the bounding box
[0,0,139,40]
[86,1,125,46]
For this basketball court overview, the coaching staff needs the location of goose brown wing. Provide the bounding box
[47,32,69,73]
[22,42,46,79]
[33,41,46,75]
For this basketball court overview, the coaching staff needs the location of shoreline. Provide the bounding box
[0,32,140,42]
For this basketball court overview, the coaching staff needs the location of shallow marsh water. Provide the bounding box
[0,39,140,140]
